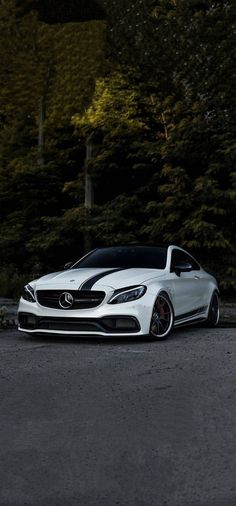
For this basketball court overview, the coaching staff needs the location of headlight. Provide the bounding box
[22,284,36,303]
[108,285,146,304]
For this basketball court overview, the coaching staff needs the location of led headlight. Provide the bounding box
[22,284,36,303]
[108,285,146,304]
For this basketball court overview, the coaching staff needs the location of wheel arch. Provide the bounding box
[206,288,220,327]
[156,289,175,317]
[149,290,175,340]
[209,286,220,303]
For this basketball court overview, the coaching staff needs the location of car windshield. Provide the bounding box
[72,246,167,269]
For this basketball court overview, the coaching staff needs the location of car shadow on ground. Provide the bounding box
[17,326,204,347]
[18,330,149,347]
[17,320,234,347]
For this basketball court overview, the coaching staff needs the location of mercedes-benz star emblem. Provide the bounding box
[59,292,74,309]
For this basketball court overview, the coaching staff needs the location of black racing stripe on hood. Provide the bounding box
[79,268,126,290]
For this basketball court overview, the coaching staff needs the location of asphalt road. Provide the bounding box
[0,327,236,506]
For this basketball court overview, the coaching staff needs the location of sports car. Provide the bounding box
[18,245,220,340]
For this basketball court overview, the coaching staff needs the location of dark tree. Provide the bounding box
[16,0,106,23]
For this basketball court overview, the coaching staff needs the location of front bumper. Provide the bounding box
[18,296,152,337]
[18,312,140,335]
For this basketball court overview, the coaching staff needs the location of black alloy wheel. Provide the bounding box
[149,294,174,340]
[207,291,220,327]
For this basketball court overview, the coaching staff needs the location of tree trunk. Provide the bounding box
[85,141,94,208]
[84,139,94,252]
[161,111,168,140]
[37,64,52,167]
[37,95,45,166]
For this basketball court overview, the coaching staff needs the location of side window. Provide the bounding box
[171,250,200,272]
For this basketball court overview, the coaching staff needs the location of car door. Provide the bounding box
[170,249,205,318]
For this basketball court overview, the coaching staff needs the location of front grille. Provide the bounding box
[38,317,99,332]
[37,317,139,332]
[36,290,105,310]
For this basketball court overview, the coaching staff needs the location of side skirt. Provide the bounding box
[174,305,208,327]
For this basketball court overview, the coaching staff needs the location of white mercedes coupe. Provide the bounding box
[18,245,220,340]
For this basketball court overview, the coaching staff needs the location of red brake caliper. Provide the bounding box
[157,299,165,318]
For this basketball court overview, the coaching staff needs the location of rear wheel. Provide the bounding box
[206,290,220,327]
[149,293,174,340]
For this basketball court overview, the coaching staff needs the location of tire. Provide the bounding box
[206,290,220,327]
[149,293,174,340]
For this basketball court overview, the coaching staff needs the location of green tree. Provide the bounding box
[33,70,165,254]
[0,0,106,272]
[0,0,235,292]
[103,0,236,284]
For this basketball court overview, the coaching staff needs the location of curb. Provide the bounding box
[0,299,18,329]
[220,303,236,326]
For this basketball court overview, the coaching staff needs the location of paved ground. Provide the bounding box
[0,327,236,506]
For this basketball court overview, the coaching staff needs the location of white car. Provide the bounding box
[18,245,220,340]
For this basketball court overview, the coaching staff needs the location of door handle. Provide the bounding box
[194,275,200,279]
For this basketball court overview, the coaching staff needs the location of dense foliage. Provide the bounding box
[0,0,235,292]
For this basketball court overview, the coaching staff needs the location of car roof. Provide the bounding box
[94,244,171,249]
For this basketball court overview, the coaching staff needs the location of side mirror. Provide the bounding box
[64,261,73,270]
[173,262,192,277]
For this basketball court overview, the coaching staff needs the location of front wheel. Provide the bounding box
[206,290,220,327]
[149,294,174,340]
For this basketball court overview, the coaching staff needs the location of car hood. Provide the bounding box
[34,267,165,291]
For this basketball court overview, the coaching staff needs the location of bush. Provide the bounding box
[0,266,30,299]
